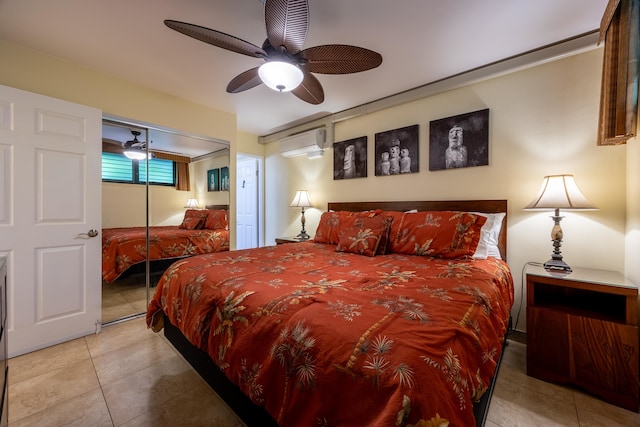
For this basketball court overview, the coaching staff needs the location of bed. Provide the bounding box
[102,205,229,283]
[146,200,514,427]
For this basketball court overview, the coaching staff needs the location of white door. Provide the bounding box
[0,85,102,357]
[236,155,260,250]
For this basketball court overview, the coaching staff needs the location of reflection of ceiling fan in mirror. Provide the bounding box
[122,130,150,160]
[164,0,383,104]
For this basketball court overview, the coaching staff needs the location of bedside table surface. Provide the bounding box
[275,236,310,243]
[526,264,637,291]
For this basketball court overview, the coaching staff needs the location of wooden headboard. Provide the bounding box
[327,200,508,261]
[205,204,229,210]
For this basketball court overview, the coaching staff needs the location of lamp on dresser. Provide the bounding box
[289,190,312,240]
[184,198,200,209]
[524,174,597,272]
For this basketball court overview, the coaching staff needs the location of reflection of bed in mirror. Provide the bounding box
[102,205,230,284]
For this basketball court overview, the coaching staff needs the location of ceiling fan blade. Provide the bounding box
[164,20,266,58]
[226,67,263,93]
[292,72,324,104]
[264,0,308,54]
[298,45,383,74]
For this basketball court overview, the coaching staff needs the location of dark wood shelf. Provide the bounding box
[275,236,309,245]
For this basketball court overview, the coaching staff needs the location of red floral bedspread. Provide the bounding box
[147,242,513,427]
[102,226,229,283]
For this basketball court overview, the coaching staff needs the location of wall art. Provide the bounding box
[207,168,219,192]
[333,136,368,180]
[220,166,230,191]
[374,124,419,176]
[429,108,489,171]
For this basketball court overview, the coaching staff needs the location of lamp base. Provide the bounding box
[543,258,572,273]
[295,231,310,241]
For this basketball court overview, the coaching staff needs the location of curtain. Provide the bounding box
[598,0,640,145]
[152,152,192,192]
[174,162,191,191]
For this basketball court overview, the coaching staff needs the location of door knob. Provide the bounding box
[79,229,99,238]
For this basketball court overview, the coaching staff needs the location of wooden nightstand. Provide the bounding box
[275,237,309,245]
[526,264,639,412]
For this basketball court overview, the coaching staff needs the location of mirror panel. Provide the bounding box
[101,118,229,324]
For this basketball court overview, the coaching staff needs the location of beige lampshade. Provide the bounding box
[289,190,312,208]
[524,174,596,210]
[184,198,200,209]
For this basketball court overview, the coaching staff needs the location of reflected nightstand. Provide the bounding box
[275,236,309,245]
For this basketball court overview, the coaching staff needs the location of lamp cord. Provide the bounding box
[510,261,543,334]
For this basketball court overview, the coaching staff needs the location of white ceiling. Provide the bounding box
[0,0,607,143]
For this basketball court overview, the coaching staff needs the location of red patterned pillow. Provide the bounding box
[389,211,487,258]
[179,209,208,230]
[379,211,405,254]
[314,210,382,244]
[335,215,388,256]
[204,209,228,230]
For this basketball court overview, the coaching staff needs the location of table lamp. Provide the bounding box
[289,190,312,240]
[184,198,200,209]
[524,174,596,272]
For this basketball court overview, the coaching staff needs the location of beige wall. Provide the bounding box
[237,132,264,157]
[102,182,190,228]
[626,134,640,284]
[0,40,236,143]
[265,47,631,332]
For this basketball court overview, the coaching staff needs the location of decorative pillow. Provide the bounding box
[380,210,413,254]
[472,212,506,259]
[314,210,382,245]
[389,211,487,258]
[204,209,228,230]
[179,209,208,230]
[335,215,388,257]
[376,211,403,255]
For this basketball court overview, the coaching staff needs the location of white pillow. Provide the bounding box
[472,212,506,260]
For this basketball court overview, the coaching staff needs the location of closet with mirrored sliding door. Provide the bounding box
[101,117,230,325]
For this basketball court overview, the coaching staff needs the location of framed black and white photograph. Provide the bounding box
[207,168,219,192]
[333,136,367,180]
[429,108,489,171]
[374,124,419,176]
[220,166,230,191]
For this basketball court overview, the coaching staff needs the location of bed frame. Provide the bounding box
[162,200,509,427]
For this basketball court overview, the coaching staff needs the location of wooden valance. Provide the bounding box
[597,0,639,145]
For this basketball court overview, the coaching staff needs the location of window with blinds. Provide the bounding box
[102,152,175,185]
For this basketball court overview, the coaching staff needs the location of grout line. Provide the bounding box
[84,335,116,427]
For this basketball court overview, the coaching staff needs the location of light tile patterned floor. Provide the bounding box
[8,317,640,426]
[101,278,148,324]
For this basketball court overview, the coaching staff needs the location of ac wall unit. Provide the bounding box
[279,127,326,158]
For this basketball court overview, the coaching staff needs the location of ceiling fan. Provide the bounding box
[122,130,150,160]
[122,130,145,150]
[164,0,383,104]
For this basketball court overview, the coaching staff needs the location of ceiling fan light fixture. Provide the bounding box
[258,61,303,92]
[123,150,149,160]
[122,130,151,160]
